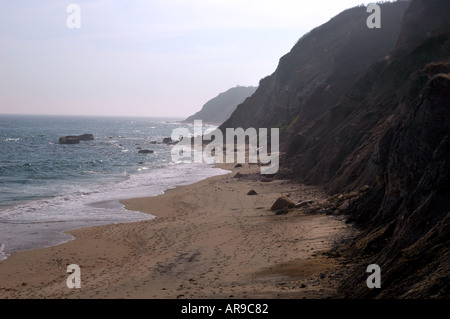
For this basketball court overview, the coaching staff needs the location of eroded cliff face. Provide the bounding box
[221,0,450,297]
[285,0,450,297]
[220,2,409,132]
[183,86,257,125]
[337,58,450,298]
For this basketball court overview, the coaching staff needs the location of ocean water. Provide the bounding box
[0,115,229,260]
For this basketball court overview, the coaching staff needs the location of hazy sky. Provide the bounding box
[0,0,375,118]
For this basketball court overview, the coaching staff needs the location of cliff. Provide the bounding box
[221,0,450,298]
[183,86,257,124]
[220,2,410,131]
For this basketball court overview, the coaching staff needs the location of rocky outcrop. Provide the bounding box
[184,86,257,124]
[138,150,154,154]
[162,137,178,145]
[58,136,80,144]
[77,134,94,141]
[58,134,94,144]
[220,2,410,132]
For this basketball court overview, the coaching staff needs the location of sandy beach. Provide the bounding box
[0,164,354,299]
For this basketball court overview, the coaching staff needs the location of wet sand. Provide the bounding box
[0,164,353,298]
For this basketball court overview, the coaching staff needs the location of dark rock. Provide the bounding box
[162,137,173,144]
[233,172,244,178]
[59,134,94,144]
[305,207,318,214]
[295,200,313,208]
[58,136,80,144]
[271,197,296,211]
[150,141,157,144]
[138,150,154,154]
[275,208,289,215]
[77,134,94,141]
[345,217,356,224]
[235,164,243,168]
[337,200,350,211]
[136,147,142,150]
[247,190,257,195]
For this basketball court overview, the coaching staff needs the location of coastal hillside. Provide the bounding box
[222,0,450,298]
[183,86,257,124]
[220,1,410,131]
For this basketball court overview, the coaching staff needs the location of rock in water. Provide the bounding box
[58,136,80,144]
[162,137,177,144]
[138,150,154,154]
[271,196,296,211]
[78,134,94,141]
[59,134,94,144]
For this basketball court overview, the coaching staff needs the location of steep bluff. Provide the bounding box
[221,0,449,297]
[220,2,410,132]
[184,86,257,124]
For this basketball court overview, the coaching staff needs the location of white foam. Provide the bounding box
[0,243,6,261]
[0,163,230,259]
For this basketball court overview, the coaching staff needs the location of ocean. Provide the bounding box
[0,115,229,261]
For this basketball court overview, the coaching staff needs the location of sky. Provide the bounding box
[0,0,376,118]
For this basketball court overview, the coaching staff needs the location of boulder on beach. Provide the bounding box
[138,150,154,154]
[295,200,313,208]
[233,172,244,178]
[270,196,296,211]
[275,208,289,215]
[247,190,257,195]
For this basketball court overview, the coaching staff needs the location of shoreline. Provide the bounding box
[0,163,229,261]
[0,163,355,299]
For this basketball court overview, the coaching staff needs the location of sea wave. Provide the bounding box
[0,162,229,259]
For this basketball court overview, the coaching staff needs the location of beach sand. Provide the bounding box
[0,164,354,299]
